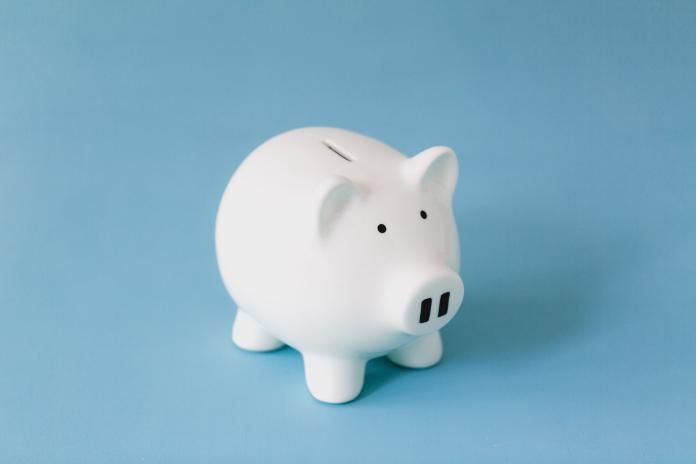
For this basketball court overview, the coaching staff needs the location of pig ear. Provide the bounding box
[314,176,357,240]
[403,146,458,197]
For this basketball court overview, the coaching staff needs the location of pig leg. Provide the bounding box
[387,331,443,368]
[302,353,366,404]
[231,309,285,352]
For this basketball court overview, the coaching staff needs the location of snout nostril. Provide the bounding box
[438,292,450,317]
[419,298,432,323]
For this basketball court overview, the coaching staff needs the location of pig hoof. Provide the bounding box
[303,354,366,404]
[231,309,285,352]
[388,331,443,368]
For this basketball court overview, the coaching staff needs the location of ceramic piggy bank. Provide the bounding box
[215,127,464,403]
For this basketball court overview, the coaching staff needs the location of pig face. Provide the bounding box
[313,146,464,338]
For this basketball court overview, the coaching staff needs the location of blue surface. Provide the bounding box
[1,1,695,462]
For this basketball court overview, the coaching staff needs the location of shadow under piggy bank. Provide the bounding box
[360,206,629,400]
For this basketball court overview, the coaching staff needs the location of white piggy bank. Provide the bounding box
[215,127,464,403]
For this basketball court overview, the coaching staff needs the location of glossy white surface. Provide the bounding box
[216,127,464,403]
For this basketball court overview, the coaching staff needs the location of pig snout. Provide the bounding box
[385,267,464,336]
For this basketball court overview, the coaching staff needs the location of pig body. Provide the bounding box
[215,127,464,403]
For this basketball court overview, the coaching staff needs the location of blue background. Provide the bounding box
[1,1,695,462]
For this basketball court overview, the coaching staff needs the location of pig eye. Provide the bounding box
[420,210,427,219]
[377,224,387,233]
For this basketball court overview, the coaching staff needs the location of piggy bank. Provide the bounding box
[215,127,464,403]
